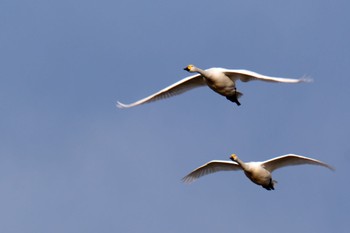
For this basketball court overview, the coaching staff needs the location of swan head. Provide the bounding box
[230,154,238,161]
[183,64,195,72]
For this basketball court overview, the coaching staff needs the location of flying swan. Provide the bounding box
[182,154,334,190]
[117,64,311,108]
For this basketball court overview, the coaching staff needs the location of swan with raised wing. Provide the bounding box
[117,65,310,108]
[182,154,334,190]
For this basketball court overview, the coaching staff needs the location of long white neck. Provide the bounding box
[234,157,249,171]
[192,66,208,76]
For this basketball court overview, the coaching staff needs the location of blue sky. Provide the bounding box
[1,0,349,232]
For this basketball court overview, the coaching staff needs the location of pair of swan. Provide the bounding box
[117,64,333,190]
[182,154,334,190]
[117,64,310,108]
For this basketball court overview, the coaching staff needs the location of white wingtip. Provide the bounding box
[116,101,129,109]
[299,75,313,83]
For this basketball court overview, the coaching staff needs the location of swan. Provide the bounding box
[117,64,311,108]
[182,154,334,190]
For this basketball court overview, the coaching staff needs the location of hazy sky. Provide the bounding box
[1,0,349,232]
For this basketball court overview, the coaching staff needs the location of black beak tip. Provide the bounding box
[183,67,189,71]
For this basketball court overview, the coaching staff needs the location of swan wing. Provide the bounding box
[262,154,335,172]
[222,69,312,83]
[116,74,205,108]
[182,160,241,184]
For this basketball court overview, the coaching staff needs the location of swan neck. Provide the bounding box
[235,158,248,170]
[193,67,207,76]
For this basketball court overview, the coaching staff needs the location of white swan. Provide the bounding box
[117,64,310,108]
[182,154,334,190]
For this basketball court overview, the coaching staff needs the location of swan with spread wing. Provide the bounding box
[117,64,310,108]
[182,154,334,190]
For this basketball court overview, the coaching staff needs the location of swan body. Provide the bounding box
[182,154,334,190]
[117,64,310,108]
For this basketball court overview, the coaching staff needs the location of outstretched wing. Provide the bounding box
[116,74,206,108]
[182,160,241,184]
[222,69,312,83]
[262,154,335,172]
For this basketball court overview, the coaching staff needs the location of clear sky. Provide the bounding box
[1,0,349,232]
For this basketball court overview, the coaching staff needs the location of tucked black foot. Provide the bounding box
[263,186,274,191]
[226,95,241,106]
[263,179,275,191]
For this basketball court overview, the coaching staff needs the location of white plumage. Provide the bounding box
[117,64,311,108]
[183,154,334,190]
